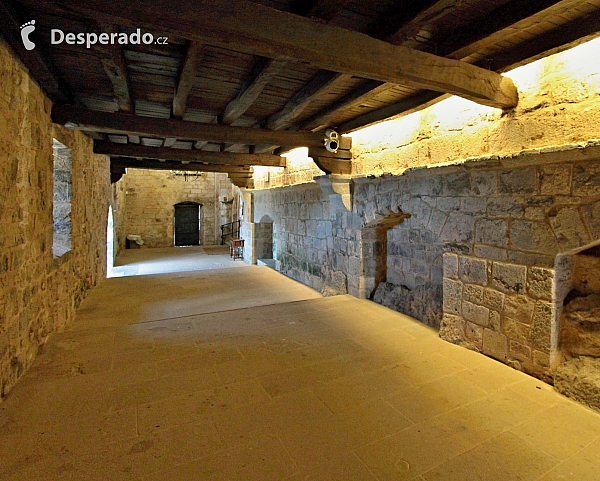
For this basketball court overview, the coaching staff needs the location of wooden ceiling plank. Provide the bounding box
[41,0,518,109]
[53,106,325,147]
[437,0,566,59]
[301,80,392,131]
[95,141,285,166]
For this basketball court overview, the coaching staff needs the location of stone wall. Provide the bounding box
[121,169,236,247]
[0,40,111,398]
[249,142,600,382]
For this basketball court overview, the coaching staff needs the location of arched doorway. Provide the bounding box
[174,202,201,246]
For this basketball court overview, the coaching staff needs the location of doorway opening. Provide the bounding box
[174,202,201,246]
[107,205,115,276]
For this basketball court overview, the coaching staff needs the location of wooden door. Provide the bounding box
[174,203,200,246]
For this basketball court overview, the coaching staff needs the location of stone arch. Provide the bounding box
[362,209,446,329]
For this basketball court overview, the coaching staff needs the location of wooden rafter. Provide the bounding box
[173,41,203,119]
[265,71,349,131]
[94,141,286,167]
[97,24,132,112]
[221,58,287,125]
[46,0,518,109]
[53,106,325,147]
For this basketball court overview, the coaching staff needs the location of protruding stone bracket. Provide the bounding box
[315,175,354,213]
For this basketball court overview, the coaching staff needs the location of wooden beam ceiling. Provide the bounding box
[94,141,286,167]
[218,0,351,152]
[44,0,518,109]
[53,106,325,147]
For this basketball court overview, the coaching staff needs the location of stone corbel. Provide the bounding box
[315,175,354,213]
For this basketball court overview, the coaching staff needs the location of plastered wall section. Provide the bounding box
[0,41,111,398]
[122,170,235,247]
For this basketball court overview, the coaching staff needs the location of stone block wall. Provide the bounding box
[0,40,111,398]
[248,142,600,381]
[121,169,235,247]
[442,254,555,379]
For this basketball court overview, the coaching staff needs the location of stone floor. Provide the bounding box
[2,248,600,480]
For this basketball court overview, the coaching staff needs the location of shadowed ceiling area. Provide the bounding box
[2,0,599,186]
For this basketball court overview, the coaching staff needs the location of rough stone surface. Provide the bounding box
[555,357,600,411]
[0,42,110,398]
[561,294,600,358]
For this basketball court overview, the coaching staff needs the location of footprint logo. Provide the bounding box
[20,20,36,51]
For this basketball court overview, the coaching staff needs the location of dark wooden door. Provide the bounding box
[174,203,200,246]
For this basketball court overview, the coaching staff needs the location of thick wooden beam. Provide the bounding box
[173,41,204,118]
[50,0,518,109]
[0,1,71,104]
[221,58,287,125]
[53,106,325,147]
[265,71,350,130]
[94,141,286,166]
[111,157,253,174]
[301,80,392,131]
[308,144,352,175]
[97,24,133,112]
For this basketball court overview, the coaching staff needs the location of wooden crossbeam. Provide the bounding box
[49,0,518,109]
[111,157,253,174]
[173,41,204,118]
[94,141,285,166]
[53,106,325,147]
[0,1,71,104]
[482,8,600,73]
[97,24,133,112]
